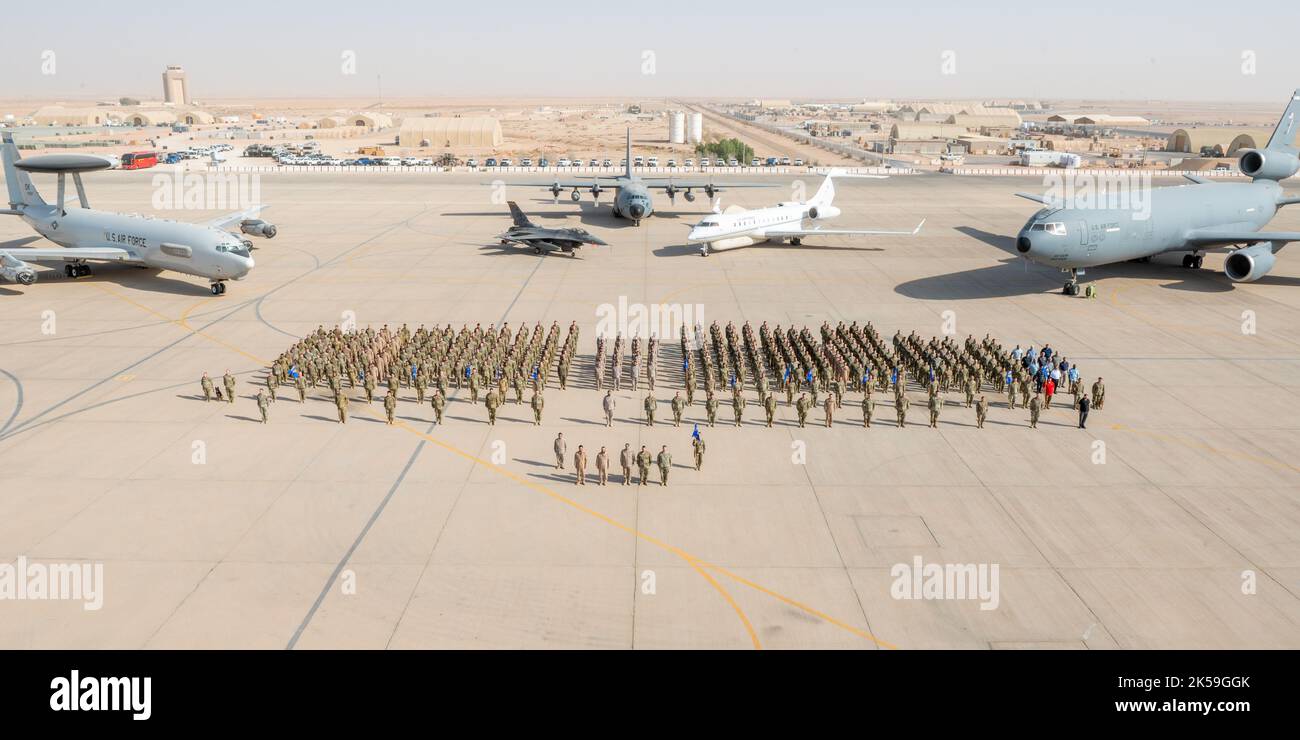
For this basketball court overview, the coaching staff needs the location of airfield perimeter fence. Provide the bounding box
[203,164,915,176]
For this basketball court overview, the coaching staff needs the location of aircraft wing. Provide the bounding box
[1185,228,1300,248]
[645,181,778,190]
[203,204,268,230]
[1014,192,1059,205]
[0,246,142,263]
[766,219,926,238]
[495,181,615,189]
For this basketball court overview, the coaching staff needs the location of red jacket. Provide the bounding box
[1044,379,1056,396]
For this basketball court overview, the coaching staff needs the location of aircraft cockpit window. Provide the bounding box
[1045,222,1067,236]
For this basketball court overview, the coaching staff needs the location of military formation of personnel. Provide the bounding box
[202,319,1106,431]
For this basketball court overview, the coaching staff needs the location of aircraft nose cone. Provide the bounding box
[1016,236,1032,254]
[629,204,645,219]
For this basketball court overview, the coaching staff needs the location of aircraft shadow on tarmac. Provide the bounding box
[893,226,1284,300]
[468,242,586,259]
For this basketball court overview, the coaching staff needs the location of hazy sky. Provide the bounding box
[4,0,1295,102]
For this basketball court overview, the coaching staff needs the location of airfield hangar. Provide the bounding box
[1166,127,1272,156]
[399,117,503,148]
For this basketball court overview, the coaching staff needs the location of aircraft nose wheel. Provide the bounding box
[699,245,710,257]
[210,282,227,295]
[1182,254,1204,269]
[791,238,802,246]
[1063,281,1079,296]
[533,246,543,255]
[65,264,92,278]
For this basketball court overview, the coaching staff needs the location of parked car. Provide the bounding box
[466,158,479,167]
[793,158,804,166]
[684,158,694,167]
[484,157,497,167]
[779,156,791,165]
[602,158,612,167]
[499,157,513,166]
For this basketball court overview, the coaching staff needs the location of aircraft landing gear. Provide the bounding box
[533,246,543,255]
[791,237,802,246]
[210,281,227,296]
[64,263,92,278]
[633,219,641,227]
[699,244,710,257]
[1063,268,1081,296]
[1182,254,1204,269]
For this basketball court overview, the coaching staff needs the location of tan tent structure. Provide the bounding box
[398,117,502,148]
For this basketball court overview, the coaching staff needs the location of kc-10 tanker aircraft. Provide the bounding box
[1014,89,1300,294]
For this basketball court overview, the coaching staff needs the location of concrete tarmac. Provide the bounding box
[1,170,1298,649]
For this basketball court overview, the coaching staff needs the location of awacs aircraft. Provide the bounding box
[1014,89,1300,294]
[0,133,275,295]
[496,201,608,255]
[686,171,924,255]
[496,129,776,225]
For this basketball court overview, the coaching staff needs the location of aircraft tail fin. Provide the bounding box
[809,172,838,207]
[1265,89,1300,153]
[506,201,534,227]
[2,133,46,210]
[625,128,633,178]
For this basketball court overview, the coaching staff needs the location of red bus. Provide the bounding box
[119,151,159,170]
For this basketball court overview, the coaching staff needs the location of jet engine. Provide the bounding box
[683,189,696,202]
[590,184,604,202]
[0,252,37,285]
[664,184,678,204]
[1224,242,1277,282]
[570,189,581,202]
[1238,148,1300,181]
[807,205,841,220]
[240,219,278,238]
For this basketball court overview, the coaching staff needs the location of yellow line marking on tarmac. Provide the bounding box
[92,283,271,366]
[98,281,886,649]
[384,415,777,648]
[383,413,896,649]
